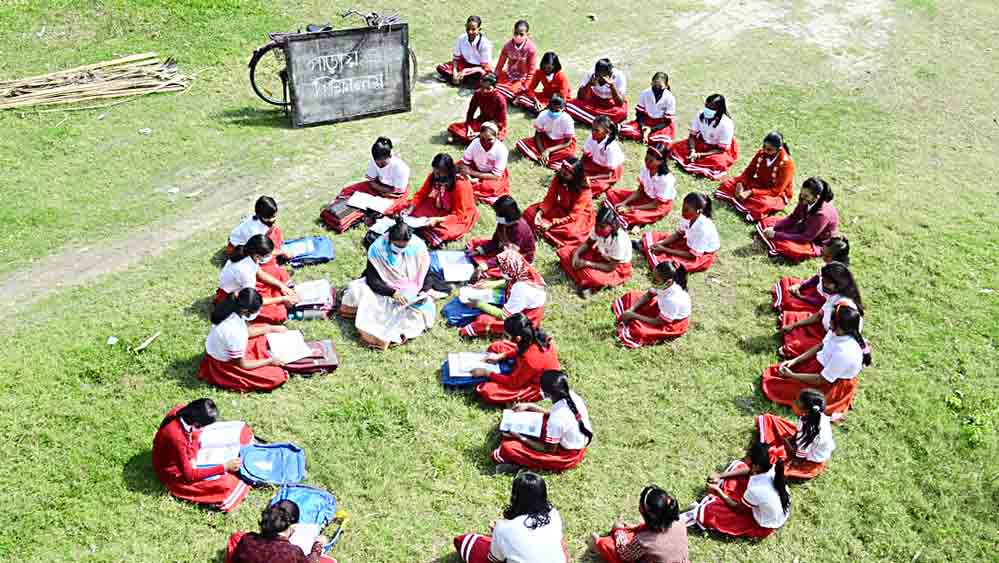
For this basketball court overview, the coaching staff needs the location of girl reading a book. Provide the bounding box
[228,500,330,563]
[472,313,560,406]
[407,153,480,247]
[226,196,293,289]
[459,248,546,338]
[332,137,411,216]
[216,234,299,325]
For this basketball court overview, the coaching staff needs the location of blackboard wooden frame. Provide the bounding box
[284,23,412,128]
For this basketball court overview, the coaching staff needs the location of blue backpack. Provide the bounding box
[239,443,306,486]
[270,484,337,526]
[284,236,335,268]
[442,291,506,327]
[440,358,514,388]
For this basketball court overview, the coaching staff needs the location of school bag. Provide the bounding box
[440,357,514,389]
[284,236,335,268]
[290,279,338,320]
[238,442,307,486]
[441,290,506,327]
[320,200,366,233]
[284,340,339,375]
[271,485,348,556]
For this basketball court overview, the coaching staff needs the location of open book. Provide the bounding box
[434,250,475,282]
[447,352,501,379]
[499,410,544,438]
[370,215,431,234]
[266,330,314,364]
[288,523,322,554]
[194,421,246,466]
[293,279,333,307]
[345,191,395,214]
[458,286,499,304]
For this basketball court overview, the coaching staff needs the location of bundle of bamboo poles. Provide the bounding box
[0,53,189,111]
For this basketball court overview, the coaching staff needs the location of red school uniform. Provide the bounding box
[514,70,572,114]
[516,110,577,171]
[475,339,560,406]
[566,69,629,124]
[691,461,784,539]
[447,89,508,144]
[408,173,480,247]
[640,215,721,273]
[437,33,494,82]
[669,112,739,180]
[227,219,291,287]
[462,138,511,204]
[491,391,592,472]
[771,274,826,313]
[756,201,839,262]
[619,87,678,144]
[612,285,691,349]
[197,313,289,392]
[715,147,795,221]
[522,176,596,248]
[603,168,677,228]
[556,228,634,292]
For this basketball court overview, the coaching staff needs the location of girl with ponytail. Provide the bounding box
[592,485,690,563]
[762,304,869,417]
[684,441,791,538]
[780,261,864,358]
[580,115,626,195]
[772,237,851,313]
[231,500,329,563]
[333,136,412,216]
[458,248,547,338]
[757,176,840,262]
[491,370,593,473]
[471,313,560,405]
[216,233,299,325]
[557,204,634,297]
[226,196,294,289]
[605,142,677,228]
[716,130,796,221]
[613,261,691,348]
[522,156,595,248]
[669,93,739,180]
[566,58,629,125]
[641,191,721,273]
[619,71,677,145]
[756,388,837,480]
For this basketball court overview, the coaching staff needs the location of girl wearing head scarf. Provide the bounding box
[458,248,546,338]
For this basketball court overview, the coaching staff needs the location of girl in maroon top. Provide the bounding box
[757,177,840,262]
[229,500,328,563]
[448,73,508,144]
[592,486,690,563]
[494,20,538,100]
[467,196,537,279]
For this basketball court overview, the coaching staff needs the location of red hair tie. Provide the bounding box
[575,413,583,422]
[768,445,787,465]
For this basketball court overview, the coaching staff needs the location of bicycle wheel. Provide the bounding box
[249,42,290,106]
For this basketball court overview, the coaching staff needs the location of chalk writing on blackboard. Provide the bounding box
[311,74,386,98]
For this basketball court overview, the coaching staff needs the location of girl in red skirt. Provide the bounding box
[619,72,677,144]
[780,261,864,358]
[152,399,252,513]
[460,249,546,338]
[198,288,289,392]
[757,176,840,262]
[613,262,690,348]
[523,157,595,247]
[764,305,870,417]
[757,389,836,480]
[582,116,626,195]
[772,237,850,313]
[670,94,738,180]
[493,20,537,101]
[407,153,479,248]
[466,196,536,277]
[470,313,560,406]
[514,52,572,114]
[437,16,493,87]
[458,122,510,204]
[217,234,299,325]
[605,143,677,229]
[715,131,795,221]
[683,441,791,539]
[591,486,690,563]
[566,58,628,124]
[492,370,593,473]
[447,73,508,144]
[641,192,720,273]
[333,137,411,216]
[227,196,293,286]
[516,94,577,170]
[557,205,634,296]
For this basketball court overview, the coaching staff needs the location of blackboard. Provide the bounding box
[284,24,411,128]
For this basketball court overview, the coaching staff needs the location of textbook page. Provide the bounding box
[195,421,245,466]
[346,191,394,214]
[294,279,332,306]
[447,352,501,378]
[266,330,314,364]
[499,410,544,438]
[436,250,475,282]
[289,523,321,554]
[371,215,432,234]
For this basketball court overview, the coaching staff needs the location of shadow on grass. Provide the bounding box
[165,354,210,390]
[185,295,215,321]
[464,431,503,476]
[730,241,764,258]
[432,554,462,563]
[122,450,164,496]
[736,333,777,355]
[210,248,229,268]
[214,107,290,129]
[429,130,452,146]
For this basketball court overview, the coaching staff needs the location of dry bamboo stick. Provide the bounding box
[0,84,186,109]
[0,53,159,86]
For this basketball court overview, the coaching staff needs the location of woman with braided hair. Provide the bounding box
[756,388,836,480]
[557,205,634,296]
[757,176,840,262]
[591,486,690,563]
[471,313,560,406]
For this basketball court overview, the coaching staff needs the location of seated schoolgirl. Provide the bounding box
[227,196,292,285]
[340,220,439,350]
[763,305,870,417]
[407,153,479,248]
[458,121,510,204]
[447,73,508,144]
[715,131,795,221]
[604,143,677,229]
[492,370,593,473]
[229,500,329,563]
[683,441,791,539]
[522,158,594,248]
[756,389,836,480]
[612,262,690,349]
[566,58,628,124]
[452,472,568,563]
[772,237,850,313]
[780,261,863,358]
[557,205,634,296]
[591,486,689,563]
[581,116,626,195]
[198,288,289,392]
[619,72,677,144]
[217,234,298,325]
[471,313,560,406]
[516,94,577,170]
[466,196,536,278]
[333,136,411,216]
[459,249,546,338]
[513,51,572,114]
[640,192,720,273]
[437,16,493,87]
[493,20,537,101]
[152,398,252,513]
[757,177,839,262]
[669,94,738,180]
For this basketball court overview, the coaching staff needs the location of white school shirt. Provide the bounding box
[592,229,633,262]
[816,331,864,382]
[462,138,509,175]
[636,87,676,119]
[579,68,627,98]
[583,135,626,169]
[545,390,592,450]
[228,216,269,247]
[742,466,790,529]
[489,508,566,563]
[503,282,547,315]
[796,413,836,463]
[689,112,735,149]
[365,156,410,194]
[655,283,691,321]
[820,295,863,332]
[218,256,259,294]
[533,110,576,140]
[205,313,249,362]
[639,167,677,202]
[453,33,493,66]
[677,215,721,254]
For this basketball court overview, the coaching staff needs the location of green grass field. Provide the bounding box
[3,1,998,561]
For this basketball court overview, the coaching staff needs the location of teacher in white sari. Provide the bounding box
[340,218,437,350]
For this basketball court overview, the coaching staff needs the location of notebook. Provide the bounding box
[345,191,394,214]
[194,421,245,466]
[435,250,475,282]
[499,410,544,438]
[289,523,322,554]
[266,330,314,364]
[447,352,501,378]
[370,215,431,234]
[458,286,497,304]
[293,279,333,307]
